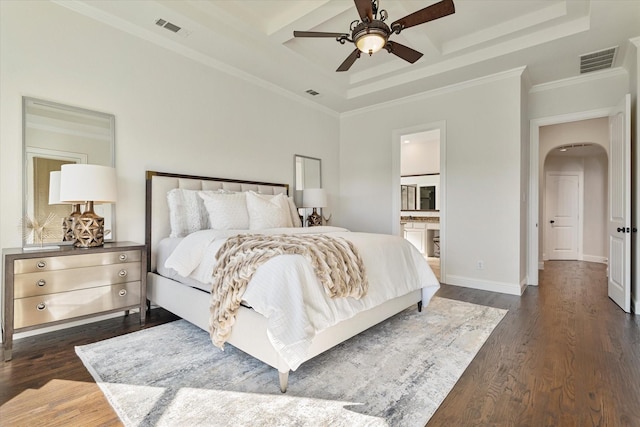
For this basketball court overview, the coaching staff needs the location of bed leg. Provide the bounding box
[279,370,289,393]
[417,301,423,312]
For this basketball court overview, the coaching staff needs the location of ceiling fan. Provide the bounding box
[293,0,455,72]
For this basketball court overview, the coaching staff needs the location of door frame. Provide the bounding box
[529,107,613,286]
[391,121,446,282]
[544,170,584,261]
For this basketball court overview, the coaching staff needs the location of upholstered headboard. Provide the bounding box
[145,171,289,272]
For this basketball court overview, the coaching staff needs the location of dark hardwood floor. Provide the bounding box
[1,261,639,426]
[431,261,640,426]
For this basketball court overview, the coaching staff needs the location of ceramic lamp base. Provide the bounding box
[63,204,82,242]
[307,208,322,227]
[74,202,105,248]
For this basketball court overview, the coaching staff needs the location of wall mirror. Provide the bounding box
[22,97,115,246]
[293,155,321,208]
[400,174,440,211]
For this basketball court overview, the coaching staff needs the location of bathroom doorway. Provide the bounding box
[399,128,442,281]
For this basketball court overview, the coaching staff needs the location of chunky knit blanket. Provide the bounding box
[209,233,368,349]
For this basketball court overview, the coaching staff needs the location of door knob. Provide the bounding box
[550,220,555,224]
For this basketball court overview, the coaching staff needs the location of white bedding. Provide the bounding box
[164,226,440,370]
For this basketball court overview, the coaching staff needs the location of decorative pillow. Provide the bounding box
[246,191,293,229]
[167,189,210,237]
[287,196,302,227]
[199,191,250,230]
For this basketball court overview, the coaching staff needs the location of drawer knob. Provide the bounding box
[119,253,128,261]
[36,261,46,269]
[36,302,46,311]
[118,269,128,278]
[118,289,127,297]
[36,279,46,287]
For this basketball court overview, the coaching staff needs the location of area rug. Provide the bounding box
[76,297,507,427]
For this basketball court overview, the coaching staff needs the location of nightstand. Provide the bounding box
[2,242,146,361]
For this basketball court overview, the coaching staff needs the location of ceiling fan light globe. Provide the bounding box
[356,33,386,55]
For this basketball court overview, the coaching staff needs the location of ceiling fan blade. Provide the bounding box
[337,48,361,72]
[293,31,348,38]
[386,41,423,64]
[354,0,373,22]
[391,0,455,32]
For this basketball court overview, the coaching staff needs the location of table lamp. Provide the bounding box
[48,170,82,242]
[59,164,117,248]
[302,188,327,227]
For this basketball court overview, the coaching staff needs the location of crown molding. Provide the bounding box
[529,67,628,94]
[342,66,527,118]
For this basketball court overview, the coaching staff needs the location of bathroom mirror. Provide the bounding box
[400,174,440,211]
[22,97,115,246]
[293,155,321,207]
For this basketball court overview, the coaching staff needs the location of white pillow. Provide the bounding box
[167,189,210,237]
[199,191,250,230]
[287,196,302,227]
[246,192,293,229]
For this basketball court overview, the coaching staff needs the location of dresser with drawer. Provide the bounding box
[2,242,146,361]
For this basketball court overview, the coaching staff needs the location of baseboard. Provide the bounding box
[633,294,639,315]
[446,275,524,296]
[582,254,608,264]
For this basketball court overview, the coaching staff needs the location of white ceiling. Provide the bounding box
[60,0,640,113]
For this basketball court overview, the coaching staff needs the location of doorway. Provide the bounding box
[395,125,445,281]
[539,119,609,266]
[530,97,632,313]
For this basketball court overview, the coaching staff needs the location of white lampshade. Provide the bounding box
[59,164,117,204]
[302,188,327,208]
[48,171,63,205]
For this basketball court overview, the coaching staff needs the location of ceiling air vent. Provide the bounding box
[305,89,320,96]
[155,18,185,35]
[580,47,617,74]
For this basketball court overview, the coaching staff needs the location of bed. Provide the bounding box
[145,170,440,392]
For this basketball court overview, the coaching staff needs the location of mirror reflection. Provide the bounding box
[293,155,321,208]
[23,97,115,246]
[400,174,440,211]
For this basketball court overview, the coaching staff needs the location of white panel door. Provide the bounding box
[608,94,631,313]
[546,172,580,260]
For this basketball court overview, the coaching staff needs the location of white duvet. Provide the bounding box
[164,226,440,370]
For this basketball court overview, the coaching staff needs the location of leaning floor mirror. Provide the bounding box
[22,97,115,247]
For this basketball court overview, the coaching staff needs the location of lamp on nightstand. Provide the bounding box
[302,188,327,227]
[59,164,117,248]
[48,170,82,242]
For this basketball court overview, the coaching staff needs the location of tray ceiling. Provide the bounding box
[59,0,640,113]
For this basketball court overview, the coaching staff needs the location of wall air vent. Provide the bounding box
[305,89,320,96]
[155,18,189,36]
[580,47,617,74]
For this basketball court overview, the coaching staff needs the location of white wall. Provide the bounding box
[340,69,526,295]
[520,72,531,286]
[0,1,340,252]
[401,137,440,175]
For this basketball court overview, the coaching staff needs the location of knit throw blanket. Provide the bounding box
[209,233,369,349]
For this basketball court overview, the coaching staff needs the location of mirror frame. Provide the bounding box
[22,97,116,247]
[293,155,322,208]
